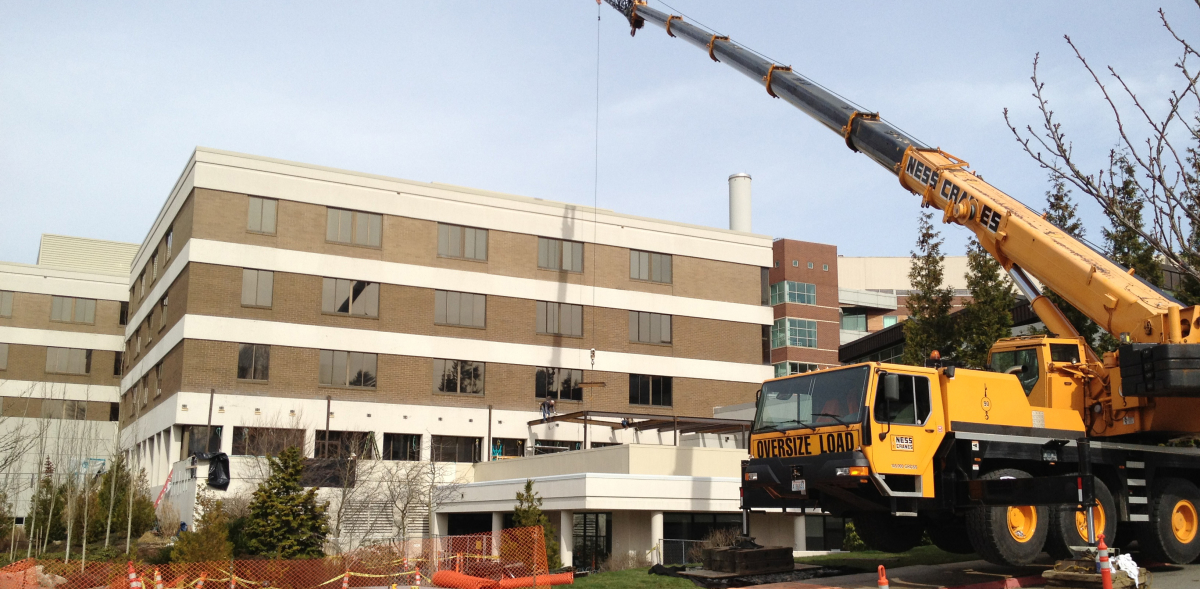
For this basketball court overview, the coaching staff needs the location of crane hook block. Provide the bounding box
[763,64,792,99]
[666,15,682,37]
[707,35,730,62]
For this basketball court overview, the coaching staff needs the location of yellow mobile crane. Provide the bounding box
[601,0,1200,567]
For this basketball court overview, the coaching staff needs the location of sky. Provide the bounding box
[2,1,1198,266]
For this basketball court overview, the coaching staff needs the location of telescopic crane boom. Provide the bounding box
[602,1,1198,350]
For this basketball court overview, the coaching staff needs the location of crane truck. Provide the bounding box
[600,0,1200,567]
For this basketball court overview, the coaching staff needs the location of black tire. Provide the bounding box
[926,517,975,554]
[965,468,1050,566]
[1045,477,1117,559]
[1137,477,1200,564]
[852,512,924,553]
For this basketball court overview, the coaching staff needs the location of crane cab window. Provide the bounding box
[990,349,1040,396]
[873,374,931,425]
[1050,344,1082,364]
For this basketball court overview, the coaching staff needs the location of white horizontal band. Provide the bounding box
[0,326,124,352]
[126,239,773,336]
[0,380,119,402]
[122,315,773,391]
[0,265,128,301]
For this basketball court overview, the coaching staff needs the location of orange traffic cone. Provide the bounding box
[341,571,350,589]
[154,568,163,589]
[195,573,207,589]
[1098,534,1113,589]
[128,563,142,589]
[877,564,889,589]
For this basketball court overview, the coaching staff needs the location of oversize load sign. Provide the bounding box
[755,431,857,458]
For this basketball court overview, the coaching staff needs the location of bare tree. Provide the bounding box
[378,460,464,548]
[1004,2,1200,284]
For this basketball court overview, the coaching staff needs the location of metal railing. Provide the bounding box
[661,539,705,567]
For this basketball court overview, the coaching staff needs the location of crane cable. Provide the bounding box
[590,0,601,371]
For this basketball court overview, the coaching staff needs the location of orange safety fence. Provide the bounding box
[0,526,565,589]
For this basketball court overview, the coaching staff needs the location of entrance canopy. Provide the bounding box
[528,410,753,442]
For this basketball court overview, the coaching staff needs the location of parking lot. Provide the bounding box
[762,557,1200,589]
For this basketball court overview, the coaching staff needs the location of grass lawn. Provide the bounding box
[558,568,695,589]
[795,545,979,571]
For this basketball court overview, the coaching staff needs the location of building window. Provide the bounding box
[182,425,223,457]
[0,290,13,317]
[823,264,829,271]
[232,426,304,456]
[241,269,274,308]
[841,313,867,331]
[42,400,88,421]
[152,363,163,398]
[159,296,169,330]
[50,296,96,324]
[538,237,584,272]
[0,343,7,371]
[536,367,583,401]
[761,268,770,306]
[433,359,485,395]
[46,348,91,375]
[319,350,377,388]
[437,223,488,261]
[771,318,817,349]
[247,196,278,234]
[807,262,814,269]
[165,227,174,259]
[431,435,481,463]
[629,374,672,406]
[882,315,898,328]
[773,361,819,378]
[151,252,158,281]
[629,250,672,283]
[769,281,816,305]
[315,430,376,459]
[119,301,128,326]
[322,278,379,317]
[629,311,672,344]
[536,301,582,337]
[491,437,525,459]
[792,260,798,267]
[237,344,270,381]
[113,351,122,377]
[383,433,422,461]
[434,291,485,328]
[139,273,145,299]
[326,207,382,247]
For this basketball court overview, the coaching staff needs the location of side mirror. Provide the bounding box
[884,374,900,402]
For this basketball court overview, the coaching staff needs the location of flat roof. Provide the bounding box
[529,410,752,435]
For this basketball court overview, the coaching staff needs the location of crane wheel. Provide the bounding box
[925,517,975,554]
[1137,477,1200,564]
[851,512,924,553]
[1045,476,1117,560]
[965,468,1049,566]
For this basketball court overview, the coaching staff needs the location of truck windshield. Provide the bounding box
[753,366,870,433]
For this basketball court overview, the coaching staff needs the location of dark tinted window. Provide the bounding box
[873,374,932,425]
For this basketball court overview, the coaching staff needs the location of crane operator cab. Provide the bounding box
[987,335,1094,415]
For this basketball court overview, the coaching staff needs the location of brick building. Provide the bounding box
[121,148,775,515]
[766,239,841,376]
[0,235,137,514]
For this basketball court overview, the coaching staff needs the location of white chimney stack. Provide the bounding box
[728,173,751,232]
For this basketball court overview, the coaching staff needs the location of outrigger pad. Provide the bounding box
[1120,343,1200,397]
